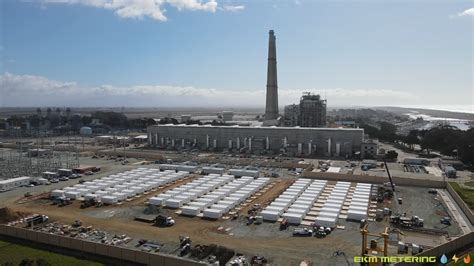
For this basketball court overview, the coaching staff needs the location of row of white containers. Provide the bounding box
[282,179,328,224]
[180,176,253,216]
[51,168,189,204]
[158,164,198,173]
[261,179,327,223]
[202,177,270,219]
[315,181,351,228]
[228,169,260,178]
[149,174,235,208]
[346,183,372,221]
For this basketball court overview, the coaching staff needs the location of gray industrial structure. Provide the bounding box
[222,111,234,122]
[284,93,327,127]
[283,104,300,127]
[299,93,327,127]
[264,30,279,122]
[147,124,364,157]
[146,30,363,157]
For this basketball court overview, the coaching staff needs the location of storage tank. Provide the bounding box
[79,127,92,136]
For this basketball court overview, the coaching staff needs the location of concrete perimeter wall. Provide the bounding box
[0,225,206,266]
[302,171,447,188]
[446,183,474,225]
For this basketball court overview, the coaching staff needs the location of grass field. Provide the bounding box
[449,182,474,211]
[464,181,474,187]
[0,240,104,266]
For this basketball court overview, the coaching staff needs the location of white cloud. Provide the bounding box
[450,8,474,18]
[0,72,416,107]
[457,8,474,17]
[41,0,221,21]
[220,5,244,12]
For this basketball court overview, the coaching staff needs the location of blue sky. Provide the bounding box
[0,0,473,110]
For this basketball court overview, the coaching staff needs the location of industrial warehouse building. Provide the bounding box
[147,124,364,157]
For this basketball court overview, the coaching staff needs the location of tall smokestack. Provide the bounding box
[265,30,279,121]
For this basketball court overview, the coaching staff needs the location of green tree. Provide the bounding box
[404,130,420,150]
[19,259,34,266]
[36,258,52,266]
[385,150,398,160]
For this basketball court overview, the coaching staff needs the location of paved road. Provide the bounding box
[437,189,473,235]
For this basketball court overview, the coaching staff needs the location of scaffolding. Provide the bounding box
[299,92,327,127]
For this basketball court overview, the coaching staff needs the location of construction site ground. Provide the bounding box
[0,158,466,265]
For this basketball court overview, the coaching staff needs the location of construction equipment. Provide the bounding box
[381,159,399,214]
[293,227,313,237]
[154,215,175,227]
[280,218,289,230]
[314,228,327,238]
[390,215,424,228]
[246,216,255,225]
[412,244,424,255]
[179,235,191,256]
[26,215,48,227]
[179,235,192,247]
[251,256,267,265]
[398,241,408,254]
[72,220,82,227]
[53,196,72,207]
[440,217,451,225]
[382,159,395,193]
[80,198,97,209]
[360,223,390,259]
[180,243,191,256]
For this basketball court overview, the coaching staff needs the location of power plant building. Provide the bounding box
[147,30,363,157]
[283,104,300,127]
[299,93,327,127]
[147,124,364,157]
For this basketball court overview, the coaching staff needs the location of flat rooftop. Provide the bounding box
[150,124,364,132]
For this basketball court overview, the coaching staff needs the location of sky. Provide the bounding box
[0,0,473,112]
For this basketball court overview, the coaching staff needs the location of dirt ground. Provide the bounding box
[4,182,365,265]
[2,166,462,265]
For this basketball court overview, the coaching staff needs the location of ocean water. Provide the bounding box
[400,104,474,114]
[406,112,472,131]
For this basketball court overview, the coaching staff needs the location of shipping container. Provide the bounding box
[203,209,223,219]
[181,206,201,216]
[282,213,304,224]
[261,210,280,221]
[101,196,118,205]
[315,216,336,227]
